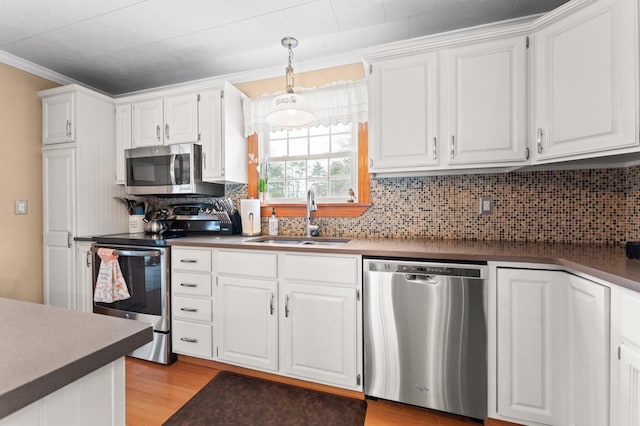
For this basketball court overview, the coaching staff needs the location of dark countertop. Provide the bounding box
[0,298,152,419]
[169,236,640,293]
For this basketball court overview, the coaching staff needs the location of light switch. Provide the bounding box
[14,200,28,215]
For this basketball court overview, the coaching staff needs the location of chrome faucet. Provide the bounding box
[306,188,319,237]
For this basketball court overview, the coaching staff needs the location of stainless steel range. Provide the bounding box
[91,202,240,364]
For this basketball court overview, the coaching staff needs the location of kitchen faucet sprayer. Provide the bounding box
[306,188,319,237]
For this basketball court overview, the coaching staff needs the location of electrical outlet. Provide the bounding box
[479,197,493,215]
[14,200,28,215]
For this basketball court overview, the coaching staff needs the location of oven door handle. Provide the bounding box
[91,247,161,257]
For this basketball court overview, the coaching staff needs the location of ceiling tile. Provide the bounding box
[329,0,385,31]
[513,0,570,17]
[410,7,463,38]
[362,19,410,47]
[383,0,437,21]
[457,0,518,28]
[146,0,259,33]
[14,0,143,29]
[248,0,313,14]
[0,0,54,46]
[283,0,340,38]
[321,28,366,55]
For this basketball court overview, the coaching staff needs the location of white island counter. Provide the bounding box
[0,298,152,424]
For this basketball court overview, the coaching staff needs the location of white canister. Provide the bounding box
[128,215,145,233]
[240,199,261,236]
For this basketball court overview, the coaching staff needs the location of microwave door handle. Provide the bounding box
[169,154,177,185]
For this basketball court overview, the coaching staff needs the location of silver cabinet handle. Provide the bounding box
[165,123,169,140]
[180,259,198,263]
[67,232,73,248]
[285,295,290,318]
[180,307,198,312]
[180,337,198,343]
[66,120,72,137]
[180,283,198,288]
[86,250,91,268]
[450,135,455,159]
[269,293,274,315]
[156,124,161,140]
[433,137,437,160]
[537,128,544,153]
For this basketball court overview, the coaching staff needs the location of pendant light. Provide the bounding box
[267,37,314,128]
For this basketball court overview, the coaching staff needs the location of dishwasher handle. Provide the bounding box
[405,274,440,284]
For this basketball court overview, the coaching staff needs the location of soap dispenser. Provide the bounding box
[268,208,279,236]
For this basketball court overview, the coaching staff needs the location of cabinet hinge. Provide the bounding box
[216,347,219,357]
[525,147,530,160]
[356,289,361,301]
[198,132,201,142]
[618,346,622,360]
[369,64,373,74]
[526,36,530,49]
[220,90,225,99]
[356,374,361,386]
[197,93,201,102]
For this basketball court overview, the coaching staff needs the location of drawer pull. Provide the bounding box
[180,259,198,263]
[180,337,198,343]
[285,295,290,318]
[180,283,198,288]
[180,307,198,312]
[269,293,274,315]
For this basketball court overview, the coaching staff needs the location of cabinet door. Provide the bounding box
[497,268,610,426]
[619,344,640,426]
[131,99,163,147]
[532,0,638,161]
[43,93,75,145]
[115,104,131,184]
[217,276,277,371]
[445,36,527,165]
[280,281,358,388]
[198,89,225,181]
[164,93,199,144]
[368,52,439,172]
[497,268,566,425]
[43,148,76,309]
[75,241,93,313]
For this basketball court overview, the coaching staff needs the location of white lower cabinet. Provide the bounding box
[279,281,358,388]
[496,267,609,426]
[170,246,362,391]
[614,287,640,426]
[218,276,277,371]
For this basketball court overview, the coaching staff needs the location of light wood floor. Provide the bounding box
[125,356,485,426]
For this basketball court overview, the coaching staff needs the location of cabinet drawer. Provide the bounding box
[217,250,277,278]
[173,320,212,358]
[172,272,212,297]
[172,248,212,272]
[173,296,212,322]
[280,254,359,286]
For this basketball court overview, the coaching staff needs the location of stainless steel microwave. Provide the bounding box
[125,143,224,196]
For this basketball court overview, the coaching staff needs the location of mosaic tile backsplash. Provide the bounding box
[153,166,640,245]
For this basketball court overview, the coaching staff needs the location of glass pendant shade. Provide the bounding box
[267,37,314,128]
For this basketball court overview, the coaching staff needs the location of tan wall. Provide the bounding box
[235,63,365,99]
[0,63,58,302]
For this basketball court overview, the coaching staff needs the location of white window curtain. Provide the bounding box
[242,79,368,137]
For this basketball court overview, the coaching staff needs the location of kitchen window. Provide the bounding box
[244,79,370,217]
[264,123,356,202]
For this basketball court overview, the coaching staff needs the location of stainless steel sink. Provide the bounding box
[245,236,351,246]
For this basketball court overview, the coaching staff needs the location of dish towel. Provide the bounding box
[94,248,131,303]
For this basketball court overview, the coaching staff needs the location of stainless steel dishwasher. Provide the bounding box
[363,258,488,420]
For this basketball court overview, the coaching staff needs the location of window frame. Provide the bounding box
[247,123,371,217]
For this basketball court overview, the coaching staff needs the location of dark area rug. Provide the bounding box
[162,371,367,426]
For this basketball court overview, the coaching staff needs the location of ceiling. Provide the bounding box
[0,0,570,96]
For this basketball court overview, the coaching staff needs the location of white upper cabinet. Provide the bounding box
[43,93,75,145]
[444,36,527,165]
[164,93,199,144]
[131,99,163,147]
[131,93,199,147]
[199,83,247,184]
[115,104,131,184]
[368,52,440,173]
[531,0,638,162]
